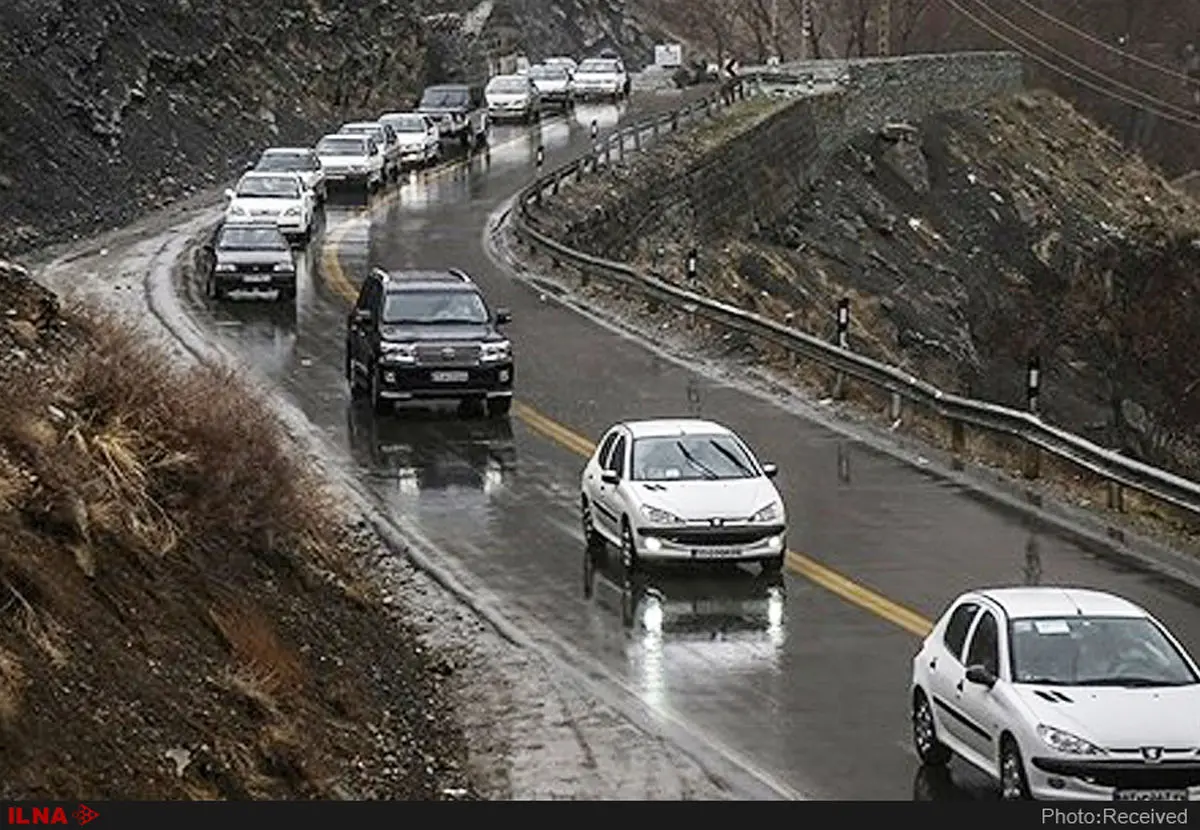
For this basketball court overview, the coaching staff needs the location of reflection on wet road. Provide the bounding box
[178,94,1200,800]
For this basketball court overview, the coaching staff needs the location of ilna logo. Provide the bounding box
[5,805,98,826]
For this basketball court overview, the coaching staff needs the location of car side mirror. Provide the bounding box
[600,469,620,485]
[352,308,372,324]
[495,308,512,325]
[224,189,235,199]
[965,664,997,689]
[761,462,778,479]
[201,243,215,254]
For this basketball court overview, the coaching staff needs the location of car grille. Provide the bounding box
[657,527,776,546]
[414,343,481,367]
[234,262,275,274]
[1033,759,1200,789]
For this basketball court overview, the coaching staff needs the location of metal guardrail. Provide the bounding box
[507,73,1200,520]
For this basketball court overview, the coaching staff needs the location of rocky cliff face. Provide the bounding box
[0,0,426,256]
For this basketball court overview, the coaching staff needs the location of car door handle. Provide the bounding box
[929,657,937,671]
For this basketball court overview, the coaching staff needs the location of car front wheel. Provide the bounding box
[369,365,390,415]
[912,689,951,766]
[581,496,604,555]
[1000,736,1032,800]
[620,520,638,572]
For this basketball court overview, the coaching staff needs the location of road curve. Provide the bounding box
[178,94,1200,800]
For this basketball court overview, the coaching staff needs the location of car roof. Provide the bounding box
[489,73,525,82]
[375,269,477,292]
[617,419,735,439]
[240,170,301,180]
[319,133,366,142]
[425,83,469,91]
[341,121,383,128]
[261,147,312,155]
[971,587,1148,620]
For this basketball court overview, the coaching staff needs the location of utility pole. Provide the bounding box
[800,0,812,60]
[877,0,890,56]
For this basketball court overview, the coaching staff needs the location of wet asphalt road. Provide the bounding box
[180,97,1200,799]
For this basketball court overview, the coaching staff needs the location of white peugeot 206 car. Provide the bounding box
[911,587,1200,801]
[579,419,786,573]
[223,171,315,242]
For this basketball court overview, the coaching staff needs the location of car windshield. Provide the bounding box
[579,60,618,73]
[256,153,316,172]
[382,290,489,324]
[420,88,468,108]
[530,66,567,80]
[236,176,299,198]
[383,115,426,132]
[1009,616,1199,687]
[488,77,527,93]
[342,125,381,138]
[317,137,365,155]
[217,226,288,250]
[630,435,757,481]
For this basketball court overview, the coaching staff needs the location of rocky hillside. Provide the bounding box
[0,260,475,798]
[0,0,669,259]
[535,89,1200,480]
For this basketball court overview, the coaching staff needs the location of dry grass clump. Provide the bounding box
[0,309,338,574]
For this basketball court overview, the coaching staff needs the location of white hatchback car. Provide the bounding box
[579,419,786,572]
[223,172,315,241]
[911,587,1200,801]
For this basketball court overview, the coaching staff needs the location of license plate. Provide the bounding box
[1114,790,1188,801]
[241,274,272,283]
[693,547,743,558]
[430,371,468,383]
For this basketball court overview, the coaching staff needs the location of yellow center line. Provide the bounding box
[318,123,934,640]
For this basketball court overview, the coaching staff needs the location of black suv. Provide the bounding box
[345,268,514,416]
[195,221,297,301]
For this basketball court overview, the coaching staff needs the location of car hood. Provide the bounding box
[533,79,569,91]
[228,196,299,212]
[380,323,493,342]
[633,478,781,521]
[575,72,621,81]
[487,93,528,104]
[1013,684,1200,747]
[419,106,466,116]
[394,133,429,145]
[319,154,369,166]
[215,248,293,266]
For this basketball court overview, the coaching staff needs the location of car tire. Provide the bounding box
[369,364,390,415]
[458,397,485,418]
[999,735,1032,800]
[486,396,511,418]
[581,496,604,555]
[620,519,638,572]
[346,349,367,399]
[912,689,952,767]
[278,284,296,302]
[761,553,784,574]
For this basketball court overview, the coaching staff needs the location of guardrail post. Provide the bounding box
[832,297,849,399]
[603,137,611,166]
[837,442,851,483]
[534,145,545,205]
[590,119,598,142]
[951,420,966,470]
[633,124,642,152]
[1023,355,1042,479]
[1107,479,1125,512]
[686,247,698,281]
[671,111,679,131]
[890,391,902,424]
[552,170,563,195]
[653,117,660,139]
[617,130,625,163]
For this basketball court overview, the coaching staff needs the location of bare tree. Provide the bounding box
[844,0,873,57]
[895,0,930,52]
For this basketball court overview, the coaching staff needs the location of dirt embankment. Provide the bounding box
[531,89,1200,481]
[0,260,476,799]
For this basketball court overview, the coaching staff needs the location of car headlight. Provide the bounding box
[273,262,294,272]
[1036,725,1104,756]
[379,342,416,364]
[227,205,247,216]
[751,502,781,523]
[214,262,236,272]
[283,206,300,216]
[642,505,684,524]
[480,340,511,362]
